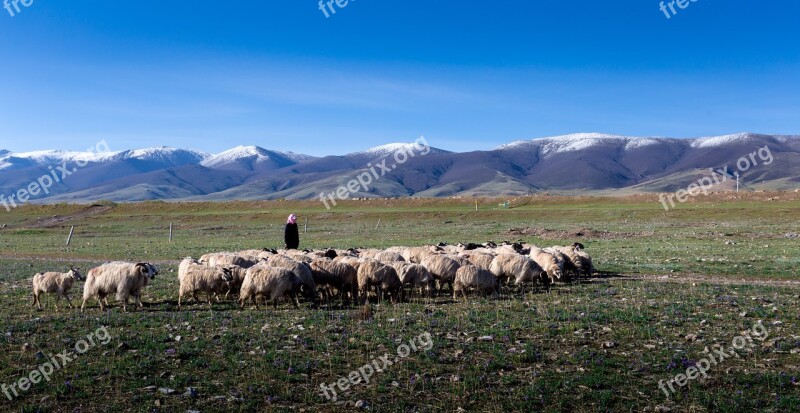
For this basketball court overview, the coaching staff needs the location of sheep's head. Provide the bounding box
[221,268,234,284]
[68,267,84,281]
[572,242,585,251]
[136,263,158,280]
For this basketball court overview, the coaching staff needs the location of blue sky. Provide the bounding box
[0,0,798,156]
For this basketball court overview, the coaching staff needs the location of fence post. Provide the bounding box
[66,226,74,246]
[304,217,308,234]
[169,222,173,242]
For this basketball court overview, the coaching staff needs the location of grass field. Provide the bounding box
[0,193,798,412]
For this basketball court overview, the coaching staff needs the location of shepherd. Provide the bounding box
[284,213,300,250]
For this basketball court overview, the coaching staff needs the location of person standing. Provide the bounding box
[284,213,300,250]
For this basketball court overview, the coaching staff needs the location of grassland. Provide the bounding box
[0,193,798,412]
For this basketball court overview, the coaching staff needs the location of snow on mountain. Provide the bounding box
[0,147,210,171]
[201,146,311,171]
[689,133,759,148]
[347,142,446,160]
[496,133,664,156]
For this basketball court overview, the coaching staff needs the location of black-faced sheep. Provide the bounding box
[32,267,83,311]
[81,262,158,312]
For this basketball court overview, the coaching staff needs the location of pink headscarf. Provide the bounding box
[287,214,297,224]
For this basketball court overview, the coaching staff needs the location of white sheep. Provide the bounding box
[420,254,461,293]
[309,259,358,304]
[530,247,564,283]
[453,265,499,299]
[32,267,83,311]
[177,258,234,309]
[239,266,303,310]
[81,262,158,312]
[390,262,434,297]
[200,252,258,269]
[357,259,403,303]
[267,255,318,303]
[460,251,495,271]
[489,254,546,287]
[373,251,406,264]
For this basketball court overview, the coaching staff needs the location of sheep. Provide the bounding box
[402,246,438,263]
[489,254,546,287]
[333,255,363,271]
[267,255,317,302]
[530,247,564,283]
[373,251,406,264]
[420,255,461,293]
[356,259,403,303]
[177,258,234,309]
[309,259,358,304]
[32,267,83,311]
[239,266,304,310]
[554,246,594,279]
[390,262,434,297]
[453,265,499,299]
[460,251,495,271]
[81,262,158,312]
[546,247,578,281]
[199,252,257,269]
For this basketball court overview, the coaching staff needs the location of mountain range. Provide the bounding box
[1,133,798,204]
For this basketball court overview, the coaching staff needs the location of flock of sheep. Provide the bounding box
[30,242,594,311]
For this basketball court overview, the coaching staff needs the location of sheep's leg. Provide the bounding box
[64,293,74,309]
[34,293,42,310]
[54,294,61,312]
[80,297,87,312]
[193,292,200,303]
[178,291,184,310]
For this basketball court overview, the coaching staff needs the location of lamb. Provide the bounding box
[239,266,304,310]
[460,251,495,271]
[530,247,564,283]
[390,262,434,297]
[81,262,158,312]
[177,258,234,309]
[309,259,358,304]
[356,259,403,303]
[453,265,499,299]
[489,254,546,287]
[420,255,461,293]
[267,255,317,302]
[32,267,83,311]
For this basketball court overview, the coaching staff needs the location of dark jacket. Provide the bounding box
[284,223,299,250]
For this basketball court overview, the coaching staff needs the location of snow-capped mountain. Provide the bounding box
[0,133,798,204]
[200,146,314,172]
